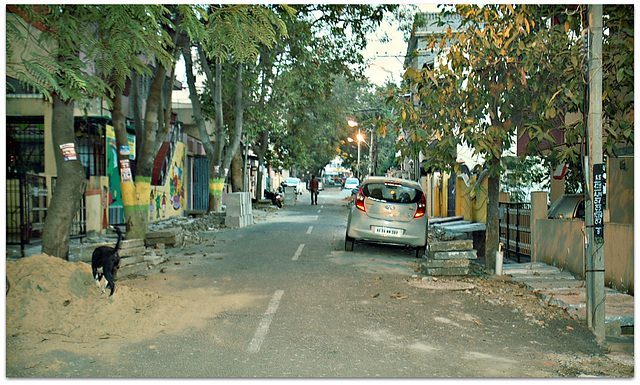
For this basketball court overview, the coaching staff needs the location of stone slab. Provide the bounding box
[119,255,146,267]
[429,239,474,252]
[568,293,635,327]
[118,246,147,258]
[437,222,486,233]
[428,216,464,224]
[422,259,470,269]
[519,278,586,292]
[423,267,470,276]
[427,250,477,260]
[145,227,182,239]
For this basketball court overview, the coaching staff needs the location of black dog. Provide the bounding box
[91,226,123,296]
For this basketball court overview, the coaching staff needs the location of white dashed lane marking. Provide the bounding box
[292,243,305,261]
[248,290,284,353]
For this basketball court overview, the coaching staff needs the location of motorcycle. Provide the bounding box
[264,189,283,208]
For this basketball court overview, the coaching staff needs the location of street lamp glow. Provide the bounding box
[356,132,365,143]
[347,120,359,128]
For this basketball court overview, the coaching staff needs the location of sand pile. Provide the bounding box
[6,253,256,359]
[6,254,169,347]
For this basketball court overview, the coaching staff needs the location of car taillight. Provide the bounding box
[414,194,426,218]
[355,187,366,212]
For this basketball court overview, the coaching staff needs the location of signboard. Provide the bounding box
[593,163,604,243]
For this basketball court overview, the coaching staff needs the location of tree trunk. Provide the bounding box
[119,62,168,237]
[230,150,244,192]
[485,157,501,272]
[208,57,225,212]
[112,85,147,239]
[41,94,86,259]
[222,63,245,172]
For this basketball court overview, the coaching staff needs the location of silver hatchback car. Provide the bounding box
[345,177,428,258]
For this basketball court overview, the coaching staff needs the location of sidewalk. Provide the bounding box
[503,262,634,364]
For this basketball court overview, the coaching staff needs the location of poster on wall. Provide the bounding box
[60,143,77,161]
[119,159,132,182]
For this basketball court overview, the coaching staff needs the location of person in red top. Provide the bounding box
[309,175,319,205]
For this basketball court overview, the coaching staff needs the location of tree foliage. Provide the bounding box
[382,4,634,267]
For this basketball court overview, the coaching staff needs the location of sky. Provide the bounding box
[363,4,440,87]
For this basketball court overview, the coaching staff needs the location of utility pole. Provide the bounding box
[584,4,605,340]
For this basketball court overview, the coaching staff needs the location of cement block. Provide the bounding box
[225,215,243,228]
[225,193,243,206]
[226,203,249,217]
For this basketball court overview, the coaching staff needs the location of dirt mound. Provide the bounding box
[7,254,168,345]
[6,254,255,360]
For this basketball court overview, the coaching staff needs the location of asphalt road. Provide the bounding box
[18,187,613,378]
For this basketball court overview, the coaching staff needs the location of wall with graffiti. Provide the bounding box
[148,142,187,222]
[106,124,187,224]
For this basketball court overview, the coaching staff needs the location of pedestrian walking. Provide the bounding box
[309,175,319,205]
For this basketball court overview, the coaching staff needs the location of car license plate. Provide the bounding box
[372,226,402,236]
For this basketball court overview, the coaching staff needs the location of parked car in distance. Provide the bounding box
[345,176,427,258]
[547,194,585,220]
[343,177,360,190]
[282,177,303,194]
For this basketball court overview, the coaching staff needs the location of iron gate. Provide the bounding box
[6,173,48,245]
[498,202,532,262]
[187,155,209,212]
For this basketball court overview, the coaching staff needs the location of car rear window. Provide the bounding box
[362,182,422,204]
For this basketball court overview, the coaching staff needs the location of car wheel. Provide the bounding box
[345,234,354,251]
[415,246,426,259]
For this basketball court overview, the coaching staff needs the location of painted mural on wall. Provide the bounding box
[106,124,186,223]
[148,143,186,222]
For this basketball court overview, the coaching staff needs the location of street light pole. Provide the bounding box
[348,120,361,179]
[357,128,361,179]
